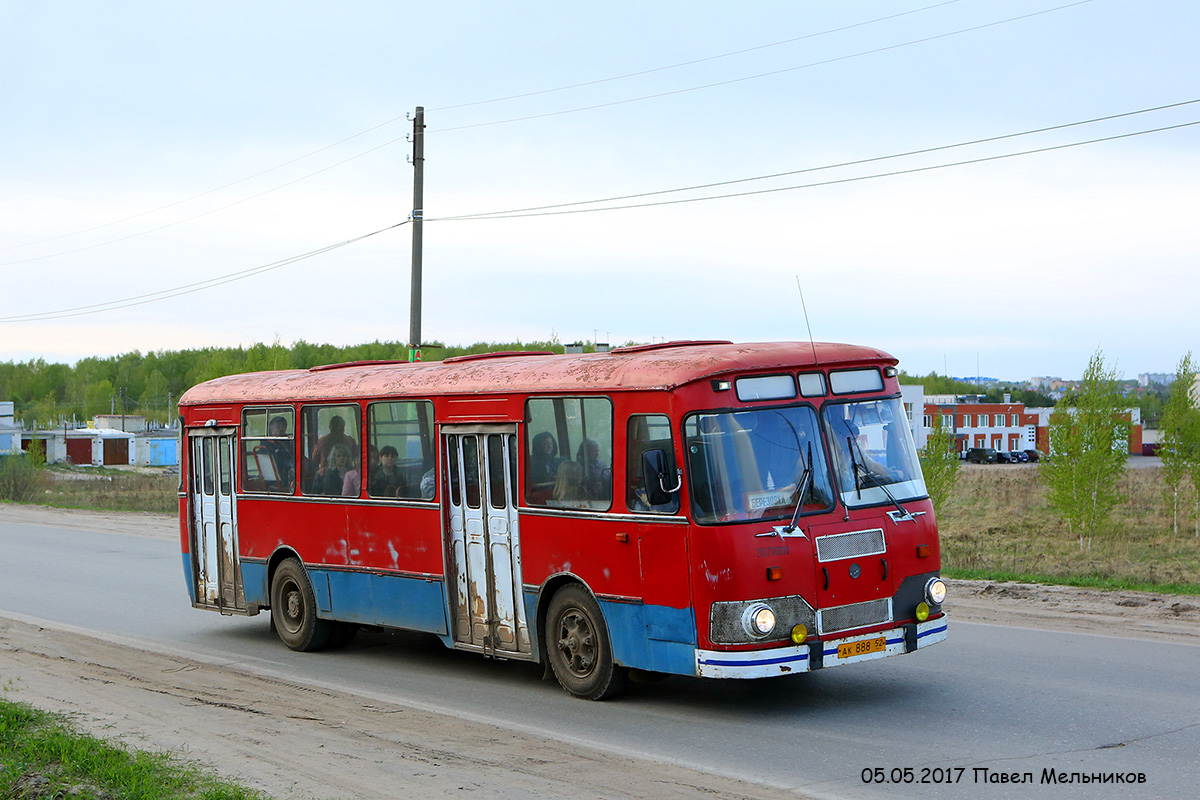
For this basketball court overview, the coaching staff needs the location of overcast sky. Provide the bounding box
[1,0,1196,381]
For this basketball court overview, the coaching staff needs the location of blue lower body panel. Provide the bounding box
[522,588,698,677]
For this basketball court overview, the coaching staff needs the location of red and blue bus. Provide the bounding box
[178,340,947,699]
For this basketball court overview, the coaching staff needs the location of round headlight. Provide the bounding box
[742,603,777,638]
[925,577,947,606]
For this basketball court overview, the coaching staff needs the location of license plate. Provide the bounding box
[837,636,886,659]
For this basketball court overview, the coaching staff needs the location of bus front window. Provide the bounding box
[823,397,927,508]
[684,406,834,525]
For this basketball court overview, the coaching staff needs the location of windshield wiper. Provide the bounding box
[782,441,814,534]
[846,433,911,520]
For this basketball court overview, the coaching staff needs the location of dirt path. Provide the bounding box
[2,504,1197,799]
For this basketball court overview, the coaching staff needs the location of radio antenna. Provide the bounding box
[795,276,820,368]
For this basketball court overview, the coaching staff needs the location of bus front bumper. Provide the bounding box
[694,616,947,679]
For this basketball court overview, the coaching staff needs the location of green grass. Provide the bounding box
[0,697,265,800]
[2,464,178,513]
[942,566,1200,595]
[937,466,1200,594]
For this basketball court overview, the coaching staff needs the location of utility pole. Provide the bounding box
[408,106,425,363]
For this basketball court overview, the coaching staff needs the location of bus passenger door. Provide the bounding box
[443,426,531,658]
[188,429,245,612]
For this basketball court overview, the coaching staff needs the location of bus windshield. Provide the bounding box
[684,406,835,524]
[823,397,927,508]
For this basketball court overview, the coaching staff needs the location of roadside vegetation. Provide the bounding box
[0,696,264,800]
[937,465,1200,594]
[0,459,176,514]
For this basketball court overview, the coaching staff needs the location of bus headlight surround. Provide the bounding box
[925,577,947,606]
[742,603,777,638]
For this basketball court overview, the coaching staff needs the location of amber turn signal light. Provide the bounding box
[766,567,782,581]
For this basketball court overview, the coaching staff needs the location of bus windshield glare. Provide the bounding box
[684,406,835,524]
[823,397,927,508]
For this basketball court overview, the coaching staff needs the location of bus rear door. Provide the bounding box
[188,428,246,613]
[443,426,532,658]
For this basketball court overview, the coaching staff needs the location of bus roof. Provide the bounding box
[178,340,896,407]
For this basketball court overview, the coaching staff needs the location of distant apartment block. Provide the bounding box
[914,391,1143,456]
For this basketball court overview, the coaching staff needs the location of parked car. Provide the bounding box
[1023,449,1043,462]
[1012,451,1030,463]
[995,451,1013,463]
[965,447,997,464]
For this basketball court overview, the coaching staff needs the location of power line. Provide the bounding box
[434,1,1096,134]
[433,98,1200,221]
[0,136,410,268]
[429,119,1200,221]
[0,116,413,255]
[2,3,966,257]
[6,104,1191,324]
[431,1,965,112]
[0,221,409,323]
[3,1,1086,258]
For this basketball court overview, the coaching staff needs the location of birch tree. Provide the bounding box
[1041,350,1129,551]
[919,414,960,513]
[1159,352,1198,536]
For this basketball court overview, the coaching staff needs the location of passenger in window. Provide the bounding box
[419,467,436,500]
[342,459,362,497]
[370,445,405,497]
[528,432,560,490]
[550,461,583,506]
[315,443,354,495]
[312,415,358,472]
[265,416,295,489]
[576,438,610,500]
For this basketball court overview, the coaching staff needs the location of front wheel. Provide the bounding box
[270,558,331,651]
[545,585,627,700]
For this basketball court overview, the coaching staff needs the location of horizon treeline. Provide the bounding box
[0,339,563,428]
[1,339,1041,429]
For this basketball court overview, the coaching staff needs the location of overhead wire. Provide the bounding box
[433,1,1096,134]
[0,221,409,323]
[428,120,1200,221]
[0,137,410,268]
[4,105,1194,324]
[1,2,964,256]
[431,98,1200,221]
[3,0,1089,258]
[431,0,965,112]
[0,116,413,255]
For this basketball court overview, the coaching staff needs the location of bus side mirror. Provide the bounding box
[641,448,680,506]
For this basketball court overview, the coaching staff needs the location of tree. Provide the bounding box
[918,415,960,512]
[1040,349,1130,552]
[1158,353,1199,536]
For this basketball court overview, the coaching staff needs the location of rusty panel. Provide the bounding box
[102,438,129,465]
[179,342,898,409]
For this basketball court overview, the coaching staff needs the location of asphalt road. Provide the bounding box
[2,517,1197,800]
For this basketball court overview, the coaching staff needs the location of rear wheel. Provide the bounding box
[270,558,331,651]
[545,585,627,700]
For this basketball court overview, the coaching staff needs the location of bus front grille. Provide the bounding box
[818,598,892,635]
[709,595,817,645]
[815,528,886,562]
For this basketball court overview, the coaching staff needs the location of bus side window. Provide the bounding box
[301,404,362,496]
[626,414,680,514]
[366,400,435,501]
[525,397,612,510]
[240,407,295,494]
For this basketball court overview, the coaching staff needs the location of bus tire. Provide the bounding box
[270,558,331,652]
[545,585,628,700]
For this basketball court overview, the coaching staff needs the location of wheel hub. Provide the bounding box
[557,610,596,677]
